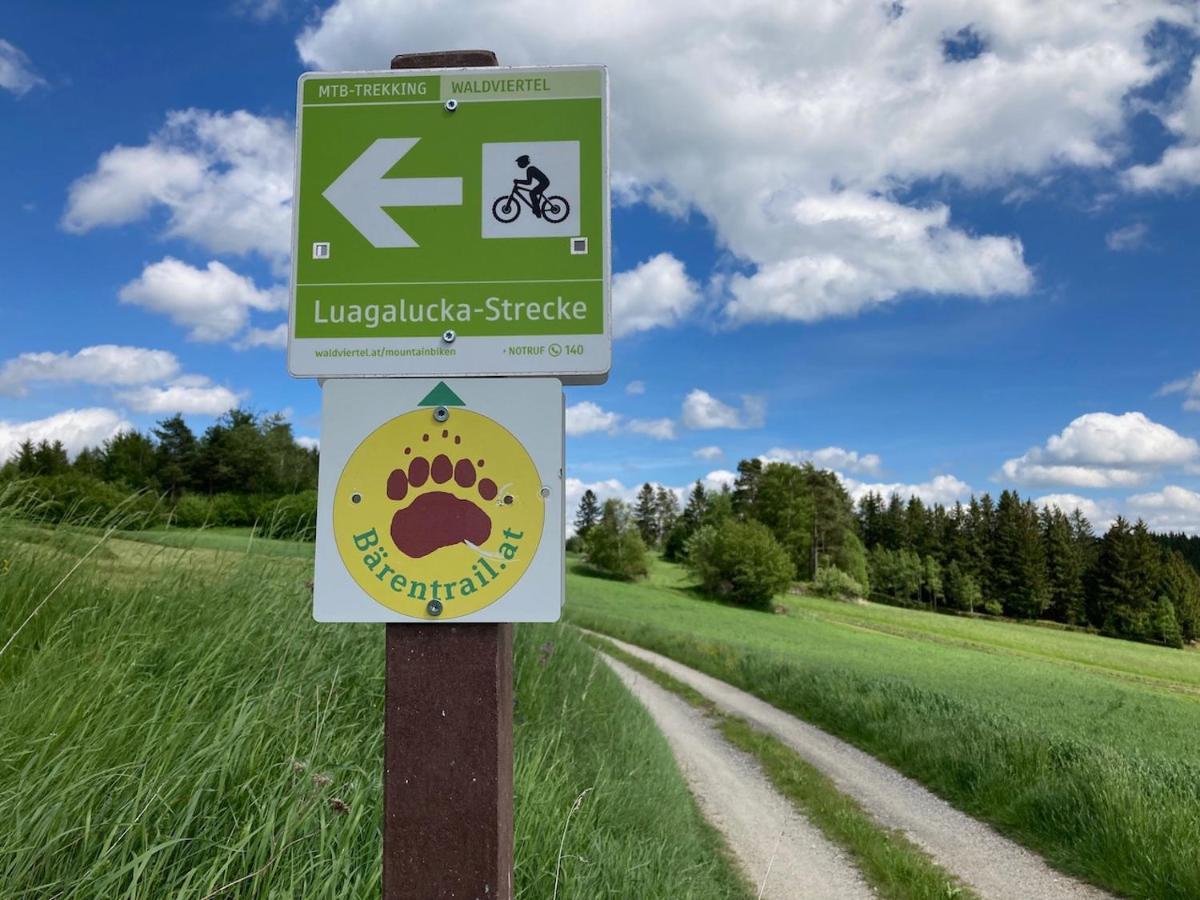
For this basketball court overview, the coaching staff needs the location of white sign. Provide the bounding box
[314,378,564,623]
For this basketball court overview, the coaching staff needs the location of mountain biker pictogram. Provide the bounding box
[492,154,570,224]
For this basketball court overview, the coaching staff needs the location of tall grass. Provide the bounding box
[568,558,1200,900]
[0,513,749,898]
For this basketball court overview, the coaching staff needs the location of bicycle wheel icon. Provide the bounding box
[492,195,521,223]
[541,195,570,223]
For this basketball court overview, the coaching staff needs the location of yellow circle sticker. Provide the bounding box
[333,406,545,620]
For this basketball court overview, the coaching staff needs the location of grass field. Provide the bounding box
[0,522,750,899]
[567,556,1200,900]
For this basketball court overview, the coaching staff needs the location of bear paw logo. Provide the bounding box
[385,428,515,558]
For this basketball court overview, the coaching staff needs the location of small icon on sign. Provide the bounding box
[570,237,588,255]
[492,155,570,224]
[548,343,563,357]
[312,242,331,260]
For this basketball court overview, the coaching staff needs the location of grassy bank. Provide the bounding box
[0,522,749,898]
[567,556,1200,900]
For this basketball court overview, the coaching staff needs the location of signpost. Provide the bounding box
[295,49,599,899]
[289,62,610,382]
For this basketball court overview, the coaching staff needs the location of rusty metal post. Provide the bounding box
[383,50,511,900]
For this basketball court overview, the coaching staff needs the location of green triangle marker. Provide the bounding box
[418,382,465,407]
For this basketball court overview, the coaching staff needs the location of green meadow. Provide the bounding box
[567,556,1200,900]
[0,521,749,899]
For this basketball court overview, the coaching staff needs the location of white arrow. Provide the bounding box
[322,138,463,248]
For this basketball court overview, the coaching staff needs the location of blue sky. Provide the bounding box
[3,1,1200,533]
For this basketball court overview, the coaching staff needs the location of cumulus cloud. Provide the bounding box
[1034,493,1116,529]
[842,473,972,506]
[0,39,45,96]
[625,380,646,395]
[1000,411,1200,488]
[762,446,882,476]
[117,375,244,415]
[1125,58,1200,192]
[1127,485,1200,535]
[612,253,702,337]
[0,345,180,397]
[681,389,765,430]
[296,435,320,450]
[0,408,132,462]
[293,1,1192,323]
[702,469,737,492]
[63,109,293,268]
[235,323,289,350]
[565,400,621,436]
[627,417,677,440]
[693,445,723,460]
[1159,371,1200,412]
[119,257,285,342]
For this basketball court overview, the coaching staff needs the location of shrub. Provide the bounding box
[685,520,795,611]
[583,501,649,580]
[813,565,865,601]
[564,534,584,554]
[172,493,214,528]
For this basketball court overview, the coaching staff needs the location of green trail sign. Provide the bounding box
[288,65,610,383]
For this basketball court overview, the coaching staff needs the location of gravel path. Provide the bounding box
[601,654,874,900]
[598,633,1115,900]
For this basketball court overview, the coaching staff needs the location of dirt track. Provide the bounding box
[597,633,1115,900]
[601,653,873,899]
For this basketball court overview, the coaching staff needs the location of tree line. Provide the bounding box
[856,488,1200,648]
[1,410,319,534]
[572,457,1200,649]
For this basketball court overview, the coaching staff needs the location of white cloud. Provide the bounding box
[119,257,285,342]
[0,408,132,462]
[625,380,646,395]
[1034,493,1116,529]
[627,417,677,440]
[1127,485,1200,535]
[63,109,293,268]
[612,253,702,337]
[762,446,882,476]
[294,1,1189,323]
[843,473,972,506]
[296,435,320,450]
[117,375,244,416]
[702,469,737,492]
[693,445,723,460]
[565,400,621,436]
[1125,58,1200,192]
[235,323,289,350]
[1104,222,1149,252]
[1000,411,1200,488]
[1159,371,1200,412]
[721,194,1031,324]
[681,389,765,430]
[0,345,180,397]
[0,39,45,96]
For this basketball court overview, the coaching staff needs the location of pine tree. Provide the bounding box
[654,486,679,543]
[731,458,763,518]
[857,491,884,550]
[153,414,198,498]
[633,483,659,546]
[573,489,601,537]
[1042,506,1086,625]
[881,493,906,551]
[992,492,1047,618]
[12,439,36,474]
[681,480,708,528]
